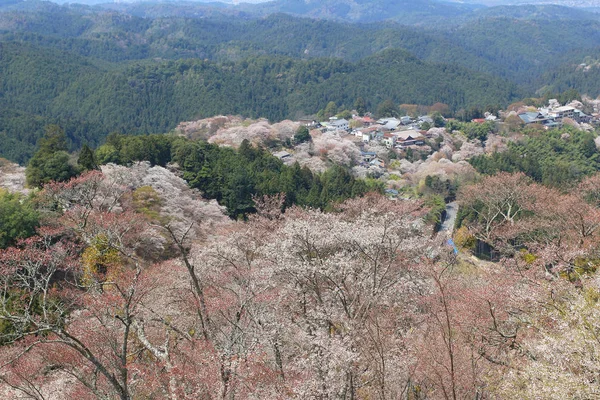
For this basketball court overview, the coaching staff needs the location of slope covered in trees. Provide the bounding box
[90,133,382,218]
[4,6,600,82]
[0,39,521,163]
[469,127,599,187]
[3,164,600,398]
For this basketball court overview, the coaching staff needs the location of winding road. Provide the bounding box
[439,201,458,237]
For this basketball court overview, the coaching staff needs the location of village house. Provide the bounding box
[395,131,426,148]
[550,106,576,120]
[298,119,321,128]
[385,188,399,198]
[418,115,434,127]
[360,151,377,163]
[518,101,592,129]
[377,117,402,131]
[370,158,385,168]
[353,115,375,126]
[400,116,412,125]
[273,151,292,161]
[382,132,397,149]
[327,117,350,132]
[518,111,560,129]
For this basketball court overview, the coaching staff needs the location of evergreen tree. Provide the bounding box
[26,125,77,188]
[376,100,399,118]
[0,190,39,249]
[354,97,367,116]
[294,126,311,144]
[78,144,98,171]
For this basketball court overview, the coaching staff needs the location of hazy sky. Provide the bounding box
[40,0,600,8]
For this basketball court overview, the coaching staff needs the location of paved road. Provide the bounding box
[439,201,458,236]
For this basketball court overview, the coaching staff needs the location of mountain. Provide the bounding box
[470,4,600,21]
[4,4,600,88]
[448,0,600,7]
[90,0,486,25]
[242,0,484,23]
[540,53,600,96]
[448,18,600,86]
[0,40,521,163]
[3,1,600,163]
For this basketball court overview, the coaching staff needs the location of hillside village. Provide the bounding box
[515,98,595,129]
[162,96,600,209]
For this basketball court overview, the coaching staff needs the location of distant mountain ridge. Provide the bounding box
[5,0,600,25]
[447,0,600,7]
[241,0,484,23]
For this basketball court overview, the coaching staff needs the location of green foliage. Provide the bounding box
[354,97,367,116]
[446,120,496,141]
[77,144,97,171]
[94,134,176,167]
[377,99,399,118]
[26,125,77,188]
[95,134,378,218]
[0,189,39,249]
[95,144,120,165]
[172,140,376,218]
[132,186,163,221]
[469,128,599,187]
[454,226,476,250]
[336,110,352,120]
[432,112,445,128]
[0,39,521,163]
[319,102,339,121]
[294,126,311,144]
[424,194,446,226]
[422,175,457,202]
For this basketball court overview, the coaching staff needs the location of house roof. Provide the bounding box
[543,121,560,127]
[555,106,575,113]
[360,126,379,133]
[384,120,401,130]
[397,132,424,141]
[331,119,349,127]
[518,112,541,124]
[273,151,291,159]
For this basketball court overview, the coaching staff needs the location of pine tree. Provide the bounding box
[78,144,98,171]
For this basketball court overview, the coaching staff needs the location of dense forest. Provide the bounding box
[91,133,381,218]
[0,39,520,163]
[2,3,600,162]
[469,127,599,187]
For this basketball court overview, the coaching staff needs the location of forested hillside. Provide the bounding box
[0,39,520,163]
[2,1,600,164]
[3,6,600,82]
